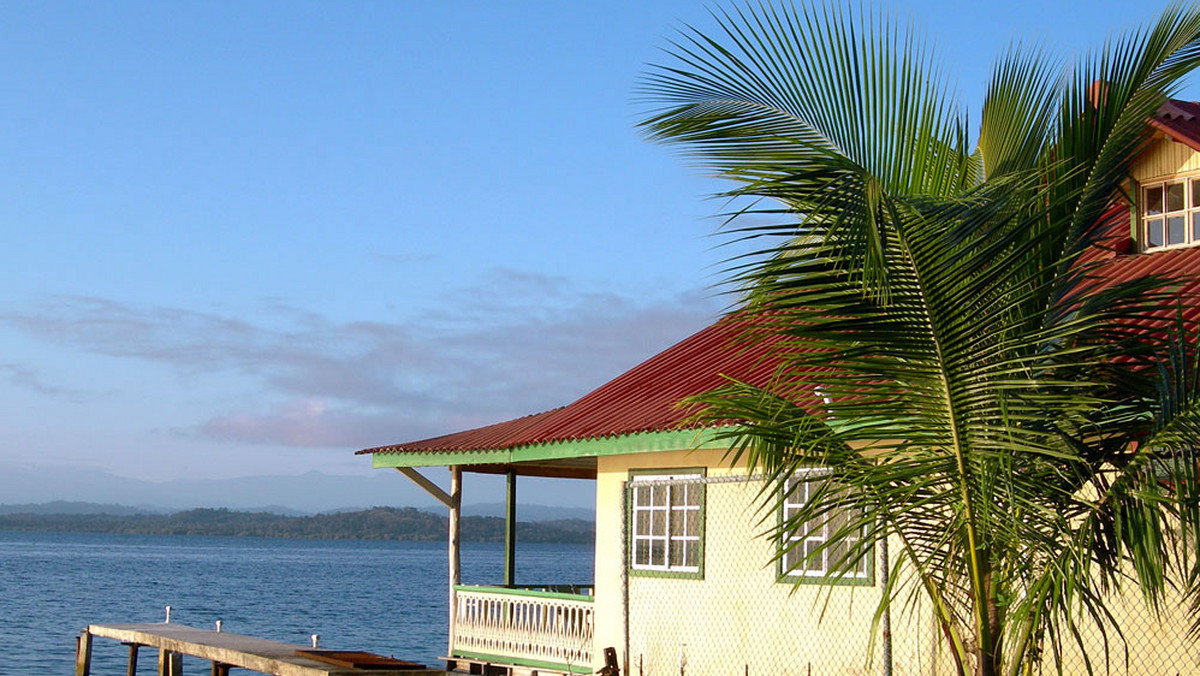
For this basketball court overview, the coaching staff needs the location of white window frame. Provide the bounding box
[629,471,703,575]
[780,470,871,583]
[1140,176,1200,251]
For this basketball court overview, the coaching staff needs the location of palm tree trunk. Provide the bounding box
[975,566,1003,676]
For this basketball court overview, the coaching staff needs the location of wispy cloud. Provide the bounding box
[0,363,87,400]
[2,270,720,448]
[194,400,431,448]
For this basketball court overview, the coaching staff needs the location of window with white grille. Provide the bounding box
[781,473,870,582]
[1141,177,1200,250]
[630,472,703,575]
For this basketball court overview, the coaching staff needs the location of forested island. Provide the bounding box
[0,506,593,543]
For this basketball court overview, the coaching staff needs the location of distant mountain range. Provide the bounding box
[0,500,595,521]
[0,506,595,542]
[0,464,595,520]
[0,501,169,516]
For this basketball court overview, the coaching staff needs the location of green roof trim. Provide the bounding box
[370,427,734,469]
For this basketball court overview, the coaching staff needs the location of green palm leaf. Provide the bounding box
[642,2,1200,674]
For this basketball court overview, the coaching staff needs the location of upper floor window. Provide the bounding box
[1142,177,1200,250]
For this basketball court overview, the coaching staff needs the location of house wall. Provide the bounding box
[1134,135,1200,182]
[589,447,1199,674]
[1051,545,1200,673]
[591,448,949,675]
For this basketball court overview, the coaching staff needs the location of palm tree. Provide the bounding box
[640,3,1200,675]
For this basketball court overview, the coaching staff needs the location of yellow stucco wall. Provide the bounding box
[588,447,1198,674]
[591,449,951,675]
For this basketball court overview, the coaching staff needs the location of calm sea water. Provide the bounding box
[0,531,593,675]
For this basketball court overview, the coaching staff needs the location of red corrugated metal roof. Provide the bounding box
[362,246,1200,458]
[359,316,786,455]
[362,100,1200,459]
[1087,235,1200,325]
[1153,100,1200,152]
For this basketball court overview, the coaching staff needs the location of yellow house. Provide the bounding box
[357,101,1200,676]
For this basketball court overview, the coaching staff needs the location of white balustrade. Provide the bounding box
[452,586,594,671]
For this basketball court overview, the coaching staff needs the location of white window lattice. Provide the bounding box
[1142,177,1200,250]
[782,473,869,580]
[630,473,702,573]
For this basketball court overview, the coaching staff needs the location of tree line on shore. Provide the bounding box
[0,506,593,543]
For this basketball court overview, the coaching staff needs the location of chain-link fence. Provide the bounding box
[620,474,1200,675]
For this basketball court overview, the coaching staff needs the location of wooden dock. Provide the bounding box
[77,622,445,676]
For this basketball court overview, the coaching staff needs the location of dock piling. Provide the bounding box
[159,648,182,676]
[125,643,139,676]
[75,630,92,676]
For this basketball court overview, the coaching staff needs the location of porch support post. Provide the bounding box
[504,468,516,587]
[448,465,462,657]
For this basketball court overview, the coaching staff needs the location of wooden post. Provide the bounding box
[158,649,182,676]
[75,630,92,676]
[448,465,462,658]
[125,643,139,676]
[211,661,230,676]
[504,468,517,587]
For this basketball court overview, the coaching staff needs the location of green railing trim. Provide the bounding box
[454,584,594,602]
[507,583,594,593]
[452,650,592,674]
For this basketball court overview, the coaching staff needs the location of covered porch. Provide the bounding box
[355,318,777,676]
[366,437,602,676]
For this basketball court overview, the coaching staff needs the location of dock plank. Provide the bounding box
[86,623,443,676]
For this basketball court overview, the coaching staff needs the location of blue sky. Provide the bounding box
[1,1,1193,492]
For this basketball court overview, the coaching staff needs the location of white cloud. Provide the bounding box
[2,270,721,448]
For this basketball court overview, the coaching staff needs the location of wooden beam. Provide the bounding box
[395,467,452,508]
[457,460,598,479]
[504,469,516,587]
[448,466,462,658]
[75,631,92,676]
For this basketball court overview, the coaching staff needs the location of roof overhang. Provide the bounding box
[369,427,733,478]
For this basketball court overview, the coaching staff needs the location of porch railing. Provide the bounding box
[451,585,594,673]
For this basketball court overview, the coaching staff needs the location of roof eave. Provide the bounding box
[368,426,734,470]
[1151,118,1200,153]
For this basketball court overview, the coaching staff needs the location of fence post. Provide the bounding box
[881,534,892,676]
[621,479,630,676]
